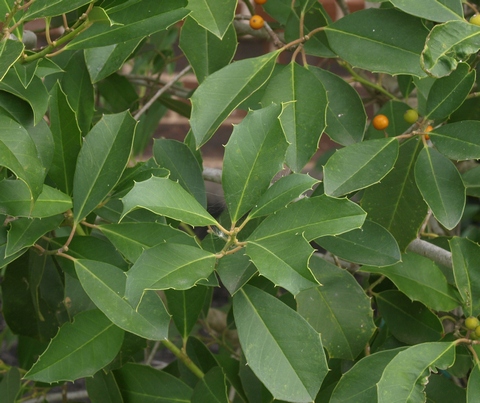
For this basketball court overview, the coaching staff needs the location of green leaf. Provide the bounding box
[98,222,197,263]
[389,0,463,22]
[376,290,443,344]
[377,342,456,403]
[23,0,92,19]
[450,237,480,317]
[115,158,168,195]
[216,251,257,295]
[223,104,287,222]
[361,253,460,312]
[0,39,24,81]
[121,176,218,227]
[425,63,475,120]
[24,310,124,383]
[260,63,327,172]
[248,173,319,219]
[190,50,280,147]
[330,348,407,403]
[73,111,136,224]
[310,66,366,145]
[48,81,82,195]
[0,367,20,403]
[429,121,480,161]
[325,8,429,77]
[114,363,192,402]
[246,234,318,295]
[154,139,207,208]
[462,165,480,197]
[86,370,124,403]
[414,147,465,230]
[125,243,216,307]
[6,215,63,257]
[85,38,142,83]
[74,259,171,340]
[249,195,366,242]
[365,100,413,140]
[87,6,113,25]
[179,17,237,83]
[0,181,71,218]
[316,220,401,267]
[324,138,399,197]
[233,285,328,402]
[67,0,189,49]
[467,364,480,402]
[191,367,229,403]
[297,256,376,360]
[187,0,236,38]
[422,20,480,78]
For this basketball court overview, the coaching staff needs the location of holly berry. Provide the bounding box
[372,114,389,130]
[470,15,480,26]
[250,15,265,30]
[425,125,433,140]
[466,316,480,330]
[254,0,268,4]
[403,109,419,124]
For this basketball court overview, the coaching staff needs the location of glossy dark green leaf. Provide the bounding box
[450,237,480,317]
[97,73,139,114]
[297,256,376,360]
[154,139,207,208]
[316,220,401,267]
[223,104,287,222]
[234,285,328,402]
[422,20,480,78]
[216,251,257,296]
[86,370,124,403]
[377,342,456,403]
[376,290,443,344]
[24,310,124,383]
[425,63,475,120]
[179,17,236,83]
[260,63,327,172]
[325,8,429,77]
[462,165,480,197]
[48,81,82,195]
[361,253,460,312]
[324,138,399,197]
[187,0,235,38]
[415,147,465,230]
[390,0,463,22]
[248,173,319,219]
[429,121,480,161]
[114,363,192,402]
[467,364,480,403]
[98,222,197,263]
[121,176,218,227]
[0,367,20,403]
[23,0,92,19]
[311,66,366,145]
[249,195,366,242]
[365,100,412,140]
[68,0,189,49]
[73,111,136,224]
[0,38,23,81]
[114,158,168,195]
[125,243,216,307]
[191,367,229,403]
[190,50,280,147]
[426,373,466,403]
[75,259,171,340]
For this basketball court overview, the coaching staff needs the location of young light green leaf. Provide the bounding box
[248,173,319,219]
[121,176,218,227]
[422,20,480,77]
[187,0,236,39]
[414,147,465,230]
[234,285,328,402]
[24,310,124,383]
[429,121,480,161]
[324,138,399,197]
[0,39,23,81]
[223,104,287,222]
[316,220,401,267]
[190,50,281,147]
[74,259,171,341]
[191,367,229,403]
[246,234,318,295]
[361,253,460,312]
[125,243,216,308]
[389,0,463,22]
[249,195,366,242]
[310,66,367,145]
[48,81,82,195]
[325,8,429,77]
[450,237,480,317]
[297,256,376,360]
[261,62,327,172]
[377,342,456,403]
[73,111,136,224]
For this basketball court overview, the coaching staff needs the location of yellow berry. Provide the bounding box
[250,15,264,30]
[466,316,480,330]
[403,109,419,124]
[372,114,389,130]
[470,15,480,26]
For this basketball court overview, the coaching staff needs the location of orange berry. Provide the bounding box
[254,0,268,4]
[250,15,264,30]
[425,125,433,140]
[372,114,389,130]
